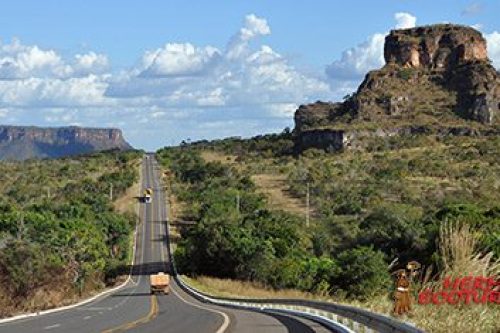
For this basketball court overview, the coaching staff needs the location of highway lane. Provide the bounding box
[0,155,334,333]
[132,155,333,333]
[0,160,155,333]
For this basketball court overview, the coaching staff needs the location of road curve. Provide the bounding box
[0,155,333,333]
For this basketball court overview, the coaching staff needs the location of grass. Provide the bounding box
[161,172,182,250]
[182,273,499,333]
[181,275,318,300]
[251,173,308,216]
[200,150,238,165]
[413,221,500,333]
[113,159,141,215]
[165,134,499,332]
[199,149,310,217]
[114,159,142,284]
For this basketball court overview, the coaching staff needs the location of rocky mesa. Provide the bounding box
[0,125,133,160]
[294,24,500,152]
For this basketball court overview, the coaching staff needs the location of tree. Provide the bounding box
[333,246,391,299]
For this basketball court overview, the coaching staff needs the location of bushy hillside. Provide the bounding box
[0,150,141,317]
[158,132,499,332]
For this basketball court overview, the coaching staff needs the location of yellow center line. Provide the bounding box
[101,295,158,333]
[100,160,160,333]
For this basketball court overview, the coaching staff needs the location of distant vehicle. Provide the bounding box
[150,272,170,294]
[144,188,152,203]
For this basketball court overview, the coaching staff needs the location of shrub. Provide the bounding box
[0,240,61,297]
[332,246,391,299]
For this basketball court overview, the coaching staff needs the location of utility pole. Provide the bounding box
[17,213,24,240]
[306,182,310,228]
[109,183,113,201]
[46,187,51,199]
[236,192,240,215]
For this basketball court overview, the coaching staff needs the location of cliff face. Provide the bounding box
[294,24,500,152]
[383,25,488,69]
[0,126,132,160]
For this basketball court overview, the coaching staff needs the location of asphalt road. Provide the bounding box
[0,155,333,333]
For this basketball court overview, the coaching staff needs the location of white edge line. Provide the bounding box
[170,286,230,333]
[264,308,355,333]
[0,159,144,325]
[43,323,61,330]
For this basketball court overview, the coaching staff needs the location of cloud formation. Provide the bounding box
[0,40,108,80]
[0,12,498,150]
[326,12,416,81]
[395,12,417,29]
[461,2,483,16]
[0,14,331,149]
[140,43,220,78]
[106,14,329,109]
[227,14,271,60]
[485,31,500,68]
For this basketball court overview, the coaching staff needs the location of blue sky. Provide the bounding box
[0,1,499,149]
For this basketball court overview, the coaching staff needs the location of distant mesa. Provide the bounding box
[294,24,500,152]
[0,125,133,160]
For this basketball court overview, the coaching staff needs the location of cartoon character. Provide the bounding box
[393,269,412,315]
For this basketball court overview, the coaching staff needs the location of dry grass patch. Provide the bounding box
[181,275,318,300]
[251,173,309,216]
[113,160,141,214]
[200,150,237,165]
[183,274,499,333]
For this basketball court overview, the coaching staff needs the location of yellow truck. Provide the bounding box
[150,272,170,294]
[143,188,152,203]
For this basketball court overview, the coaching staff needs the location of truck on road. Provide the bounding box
[143,188,152,203]
[150,272,170,294]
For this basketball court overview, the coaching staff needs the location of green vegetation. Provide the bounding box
[157,146,393,298]
[157,131,499,300]
[0,150,141,316]
[397,68,415,81]
[158,132,499,332]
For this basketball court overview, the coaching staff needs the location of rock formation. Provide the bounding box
[383,25,488,69]
[294,24,500,152]
[0,126,132,160]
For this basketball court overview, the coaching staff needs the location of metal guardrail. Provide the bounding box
[174,274,355,333]
[165,227,424,333]
[174,273,424,333]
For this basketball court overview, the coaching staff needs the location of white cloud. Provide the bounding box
[140,43,220,77]
[0,40,70,79]
[471,23,483,31]
[484,31,500,69]
[0,40,110,81]
[325,33,385,80]
[0,14,332,149]
[226,14,271,60]
[74,52,109,75]
[461,3,482,16]
[326,12,416,82]
[2,11,497,151]
[0,75,110,108]
[107,14,329,110]
[395,12,417,29]
[266,103,298,118]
